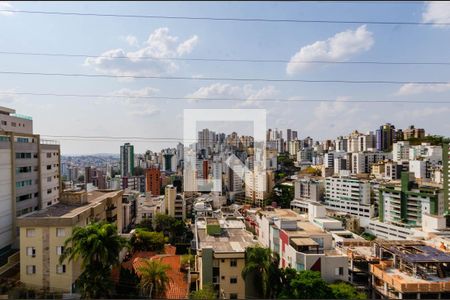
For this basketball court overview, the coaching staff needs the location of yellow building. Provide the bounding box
[194,216,259,299]
[17,189,123,292]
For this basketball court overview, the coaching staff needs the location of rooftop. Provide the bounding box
[196,218,258,252]
[20,190,121,219]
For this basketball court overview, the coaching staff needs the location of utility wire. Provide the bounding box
[0,9,448,26]
[0,91,449,104]
[1,50,449,66]
[0,71,447,85]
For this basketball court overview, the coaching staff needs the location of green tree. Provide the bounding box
[189,284,216,300]
[59,222,128,298]
[138,259,172,299]
[154,213,187,243]
[130,229,166,252]
[241,246,280,298]
[289,270,332,299]
[116,267,140,298]
[135,218,154,231]
[329,282,367,300]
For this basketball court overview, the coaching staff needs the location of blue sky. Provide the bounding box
[0,1,449,154]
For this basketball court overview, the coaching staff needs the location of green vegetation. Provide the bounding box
[361,232,376,241]
[303,166,322,176]
[329,282,367,300]
[189,284,216,300]
[116,267,140,298]
[206,224,221,235]
[138,259,172,299]
[60,222,127,298]
[406,135,450,146]
[241,246,281,298]
[269,183,294,208]
[154,213,191,244]
[130,229,167,252]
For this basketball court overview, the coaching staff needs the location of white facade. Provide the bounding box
[324,177,373,227]
[40,144,60,209]
[367,219,412,240]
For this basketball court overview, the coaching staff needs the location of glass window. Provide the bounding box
[26,247,36,257]
[26,228,36,237]
[26,265,36,274]
[56,265,66,274]
[56,228,65,237]
[230,277,237,284]
[230,259,237,267]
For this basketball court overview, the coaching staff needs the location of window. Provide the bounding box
[47,176,52,182]
[335,267,344,276]
[47,189,52,194]
[16,194,32,202]
[56,246,64,255]
[230,259,237,267]
[11,122,16,127]
[15,152,32,159]
[46,165,51,170]
[26,228,35,237]
[230,277,238,284]
[1,120,6,125]
[46,152,52,158]
[16,137,29,143]
[26,265,36,274]
[56,265,66,274]
[26,247,36,257]
[230,294,238,300]
[56,228,65,237]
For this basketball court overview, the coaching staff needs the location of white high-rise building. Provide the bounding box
[0,106,61,253]
[393,141,410,162]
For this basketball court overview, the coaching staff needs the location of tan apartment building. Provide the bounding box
[17,189,123,292]
[194,215,259,299]
[165,185,185,220]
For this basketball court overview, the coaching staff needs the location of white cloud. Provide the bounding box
[124,35,139,47]
[422,2,450,27]
[0,2,13,16]
[111,87,161,117]
[286,25,374,75]
[177,36,199,56]
[85,28,198,77]
[396,83,450,96]
[186,83,278,107]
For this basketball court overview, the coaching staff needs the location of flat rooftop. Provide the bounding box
[20,190,121,219]
[196,218,258,253]
[388,245,450,264]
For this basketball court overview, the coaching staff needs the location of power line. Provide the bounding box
[1,50,449,66]
[0,91,449,104]
[0,8,448,26]
[0,71,447,85]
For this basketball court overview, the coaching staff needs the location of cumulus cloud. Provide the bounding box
[422,2,450,27]
[85,28,198,77]
[186,83,278,107]
[124,35,139,47]
[286,25,374,75]
[396,83,450,96]
[111,87,161,117]
[0,2,13,16]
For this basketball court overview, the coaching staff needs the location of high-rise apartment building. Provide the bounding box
[376,123,396,152]
[145,167,161,196]
[120,143,134,177]
[379,172,444,227]
[403,125,425,140]
[0,106,61,258]
[165,185,185,220]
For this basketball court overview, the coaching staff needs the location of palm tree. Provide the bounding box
[59,222,128,298]
[138,259,172,299]
[241,246,280,298]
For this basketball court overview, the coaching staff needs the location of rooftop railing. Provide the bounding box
[40,139,60,145]
[11,113,32,120]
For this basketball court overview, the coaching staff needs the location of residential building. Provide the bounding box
[0,106,61,266]
[18,189,123,292]
[392,141,410,162]
[378,172,444,227]
[244,167,274,207]
[351,151,392,174]
[136,194,165,224]
[290,177,324,213]
[324,176,374,227]
[376,123,396,152]
[252,206,348,282]
[194,216,259,299]
[403,125,425,140]
[120,143,134,177]
[145,167,161,196]
[165,185,185,220]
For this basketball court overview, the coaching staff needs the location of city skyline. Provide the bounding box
[1,1,450,154]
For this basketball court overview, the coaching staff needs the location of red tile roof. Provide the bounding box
[114,245,188,299]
